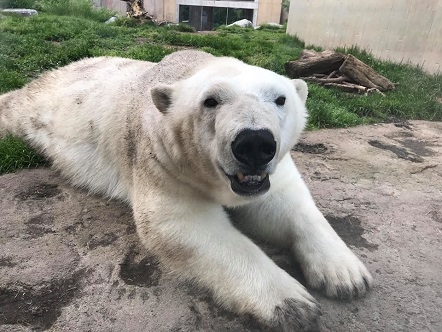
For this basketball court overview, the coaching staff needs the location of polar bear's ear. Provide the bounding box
[292,79,308,104]
[151,84,173,113]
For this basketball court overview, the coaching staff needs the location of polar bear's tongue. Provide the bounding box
[228,172,270,196]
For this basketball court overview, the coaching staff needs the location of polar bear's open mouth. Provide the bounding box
[227,171,270,196]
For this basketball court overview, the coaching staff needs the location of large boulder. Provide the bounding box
[227,19,253,28]
[2,9,38,16]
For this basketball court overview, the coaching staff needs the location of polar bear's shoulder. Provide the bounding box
[148,50,217,83]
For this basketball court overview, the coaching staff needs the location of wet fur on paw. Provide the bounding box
[304,261,373,300]
[320,275,372,300]
[270,298,322,332]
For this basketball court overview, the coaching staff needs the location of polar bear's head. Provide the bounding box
[151,57,307,205]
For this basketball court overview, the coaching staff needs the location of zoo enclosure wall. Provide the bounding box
[286,0,442,74]
[93,0,283,28]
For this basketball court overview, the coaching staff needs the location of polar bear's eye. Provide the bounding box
[275,96,286,106]
[204,98,219,108]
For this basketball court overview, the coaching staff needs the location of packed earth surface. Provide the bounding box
[1,121,441,332]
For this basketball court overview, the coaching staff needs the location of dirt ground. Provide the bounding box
[1,120,441,332]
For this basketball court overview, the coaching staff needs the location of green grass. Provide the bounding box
[0,0,441,174]
[0,135,48,174]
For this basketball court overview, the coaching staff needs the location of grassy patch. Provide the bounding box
[0,136,48,174]
[0,0,441,174]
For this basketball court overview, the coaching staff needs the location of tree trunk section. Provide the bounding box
[285,50,345,78]
[339,55,395,91]
[122,0,152,19]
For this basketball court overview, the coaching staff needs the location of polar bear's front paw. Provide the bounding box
[302,251,373,299]
[270,298,322,332]
[234,274,321,331]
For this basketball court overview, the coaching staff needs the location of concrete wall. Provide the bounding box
[145,0,176,22]
[93,0,126,15]
[286,0,442,74]
[256,0,283,25]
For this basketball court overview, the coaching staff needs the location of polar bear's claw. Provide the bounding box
[270,298,322,332]
[304,257,373,299]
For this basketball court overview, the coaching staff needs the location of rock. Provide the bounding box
[1,121,441,331]
[105,16,118,24]
[227,19,252,28]
[2,8,38,16]
[254,22,284,29]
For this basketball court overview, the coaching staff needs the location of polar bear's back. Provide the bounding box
[0,51,216,140]
[0,51,218,201]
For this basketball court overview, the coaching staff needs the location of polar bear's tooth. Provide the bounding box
[236,172,268,184]
[237,172,245,183]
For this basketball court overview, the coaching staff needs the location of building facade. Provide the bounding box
[95,0,282,29]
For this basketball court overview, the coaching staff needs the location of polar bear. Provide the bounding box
[0,50,372,331]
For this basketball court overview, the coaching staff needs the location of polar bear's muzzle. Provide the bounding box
[226,129,276,196]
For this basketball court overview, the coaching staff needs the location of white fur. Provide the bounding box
[0,50,372,331]
[230,154,373,297]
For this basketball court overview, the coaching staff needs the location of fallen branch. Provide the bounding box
[313,73,327,78]
[327,70,338,79]
[367,88,386,97]
[324,82,370,94]
[323,83,387,96]
[302,76,350,84]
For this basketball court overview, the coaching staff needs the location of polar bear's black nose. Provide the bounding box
[231,129,276,167]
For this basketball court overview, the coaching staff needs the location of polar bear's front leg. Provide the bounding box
[133,191,321,331]
[229,154,373,299]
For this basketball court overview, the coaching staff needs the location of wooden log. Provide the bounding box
[327,70,338,79]
[299,49,337,60]
[302,76,350,84]
[339,54,395,91]
[285,50,345,78]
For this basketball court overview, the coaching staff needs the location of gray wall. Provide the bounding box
[93,0,126,15]
[287,0,442,74]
